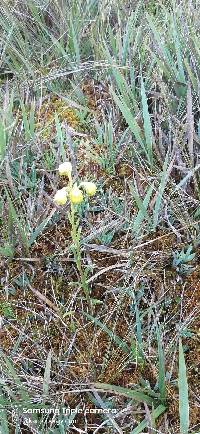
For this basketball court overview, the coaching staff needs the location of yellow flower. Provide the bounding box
[69,185,83,204]
[54,188,68,205]
[58,161,72,178]
[81,181,97,196]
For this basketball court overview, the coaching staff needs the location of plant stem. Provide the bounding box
[69,201,90,305]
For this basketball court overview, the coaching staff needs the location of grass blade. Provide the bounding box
[111,90,147,154]
[153,153,175,229]
[172,15,186,84]
[131,183,154,235]
[141,75,153,166]
[93,382,155,406]
[131,404,166,434]
[84,312,130,353]
[157,327,166,402]
[0,119,7,161]
[0,388,9,434]
[29,210,55,247]
[179,338,189,434]
[5,189,29,254]
[43,350,52,400]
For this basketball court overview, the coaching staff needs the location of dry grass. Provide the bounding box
[0,1,200,433]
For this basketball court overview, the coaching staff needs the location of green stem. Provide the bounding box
[69,201,90,305]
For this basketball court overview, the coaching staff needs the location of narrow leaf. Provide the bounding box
[141,76,153,165]
[131,404,166,434]
[157,327,166,402]
[43,350,52,399]
[179,339,189,434]
[94,382,155,406]
[84,312,130,353]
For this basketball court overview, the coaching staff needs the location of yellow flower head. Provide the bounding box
[81,181,97,196]
[58,161,72,178]
[69,184,83,204]
[54,187,68,205]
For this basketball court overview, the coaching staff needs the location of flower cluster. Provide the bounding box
[54,161,97,205]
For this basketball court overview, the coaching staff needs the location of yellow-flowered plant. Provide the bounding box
[54,162,96,206]
[80,181,97,197]
[58,161,73,177]
[53,187,68,205]
[53,161,97,304]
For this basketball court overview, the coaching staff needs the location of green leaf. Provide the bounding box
[172,16,186,84]
[29,213,54,247]
[20,100,35,141]
[84,312,130,353]
[0,351,30,403]
[146,13,177,79]
[5,189,29,254]
[141,75,153,165]
[179,339,189,434]
[0,388,9,434]
[131,404,166,434]
[184,58,198,91]
[131,183,154,235]
[0,119,7,161]
[93,382,155,406]
[153,152,170,228]
[157,327,166,402]
[0,243,14,258]
[43,350,52,399]
[111,90,151,162]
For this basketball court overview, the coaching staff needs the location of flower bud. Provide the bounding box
[54,188,68,205]
[81,181,97,196]
[69,185,83,204]
[58,161,72,178]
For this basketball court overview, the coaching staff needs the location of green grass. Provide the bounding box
[179,339,189,434]
[0,0,199,432]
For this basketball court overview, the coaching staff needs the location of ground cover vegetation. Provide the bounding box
[0,0,200,432]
